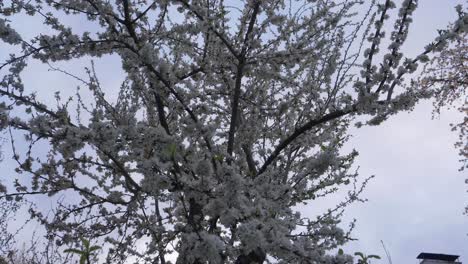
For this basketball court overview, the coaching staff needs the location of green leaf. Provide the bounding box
[79,255,87,264]
[64,249,85,255]
[368,255,381,259]
[166,143,177,158]
[354,252,364,258]
[338,249,344,255]
[89,245,101,252]
[80,237,90,249]
[213,154,224,163]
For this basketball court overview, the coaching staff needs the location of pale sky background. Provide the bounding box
[0,0,467,263]
[336,1,468,262]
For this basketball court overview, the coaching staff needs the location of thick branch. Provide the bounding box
[226,2,260,157]
[365,0,392,91]
[257,107,355,176]
[375,0,414,94]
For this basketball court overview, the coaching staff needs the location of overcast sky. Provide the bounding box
[336,1,468,262]
[1,1,467,263]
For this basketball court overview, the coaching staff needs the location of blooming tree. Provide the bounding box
[416,26,467,216]
[0,0,466,263]
[417,28,467,170]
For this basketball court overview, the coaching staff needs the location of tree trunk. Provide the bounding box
[235,248,266,264]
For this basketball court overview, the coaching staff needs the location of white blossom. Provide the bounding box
[0,0,465,263]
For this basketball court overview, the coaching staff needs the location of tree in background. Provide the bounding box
[416,24,467,216]
[0,0,466,263]
[417,28,467,170]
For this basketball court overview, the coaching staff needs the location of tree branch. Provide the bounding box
[257,107,355,176]
[177,0,240,58]
[227,2,261,157]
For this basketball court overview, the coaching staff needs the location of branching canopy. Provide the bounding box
[0,0,466,263]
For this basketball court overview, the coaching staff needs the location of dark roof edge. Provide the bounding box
[417,252,460,261]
